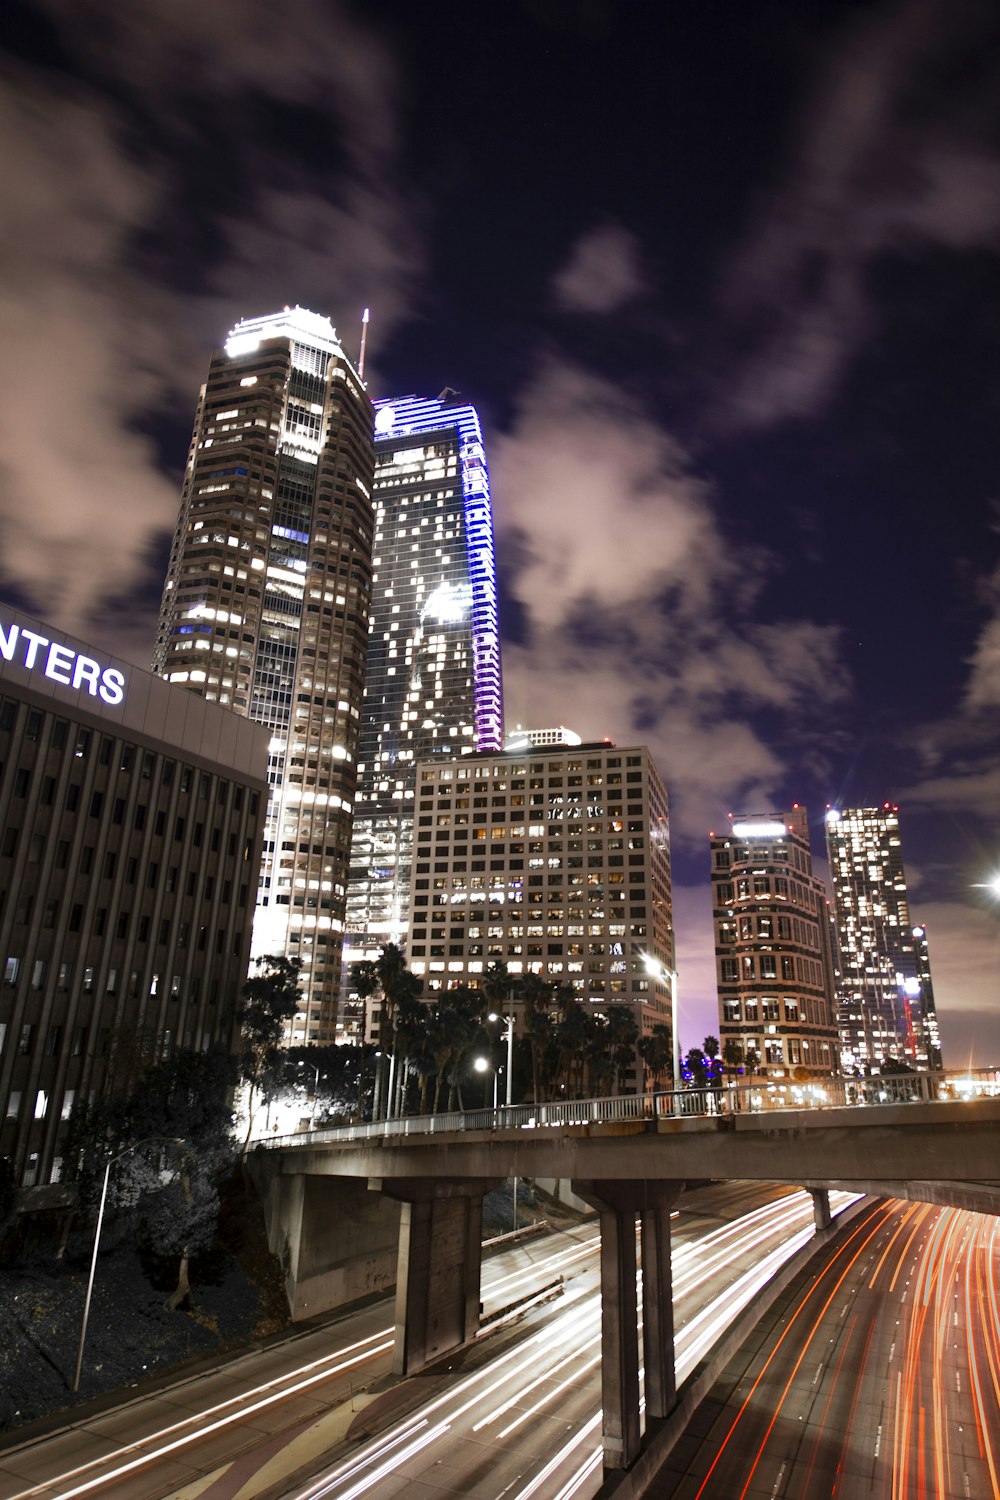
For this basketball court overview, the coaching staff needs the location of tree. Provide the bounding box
[638,1025,672,1092]
[69,1047,236,1310]
[552,993,597,1098]
[604,1005,640,1095]
[684,1046,707,1089]
[703,1035,721,1088]
[353,944,423,1119]
[238,955,301,1146]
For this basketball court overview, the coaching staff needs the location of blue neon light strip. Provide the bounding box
[373,395,503,751]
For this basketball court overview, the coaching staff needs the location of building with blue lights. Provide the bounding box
[341,395,503,1034]
[825,804,942,1072]
[153,308,375,1042]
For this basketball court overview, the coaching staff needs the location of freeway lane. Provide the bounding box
[0,1185,855,1500]
[649,1200,1000,1498]
[275,1186,860,1500]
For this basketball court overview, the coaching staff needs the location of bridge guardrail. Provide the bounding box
[259,1067,999,1151]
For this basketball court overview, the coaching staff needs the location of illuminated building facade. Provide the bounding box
[405,742,673,1041]
[153,308,374,1040]
[341,395,502,1034]
[825,804,942,1072]
[711,808,839,1079]
[1,605,268,1188]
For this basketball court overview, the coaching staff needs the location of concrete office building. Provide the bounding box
[406,740,674,1037]
[0,605,268,1187]
[342,395,502,1036]
[711,807,839,1079]
[153,307,375,1040]
[825,804,942,1072]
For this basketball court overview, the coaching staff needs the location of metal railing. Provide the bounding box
[260,1067,1000,1151]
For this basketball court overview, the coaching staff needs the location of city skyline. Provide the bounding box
[0,1,997,1060]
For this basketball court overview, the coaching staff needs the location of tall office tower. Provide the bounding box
[406,741,674,1045]
[711,808,839,1080]
[825,804,942,1072]
[341,395,502,1035]
[153,308,375,1041]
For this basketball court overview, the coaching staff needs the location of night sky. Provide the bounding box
[1,0,998,1060]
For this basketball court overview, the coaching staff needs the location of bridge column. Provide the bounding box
[810,1187,832,1231]
[574,1179,684,1471]
[371,1176,499,1376]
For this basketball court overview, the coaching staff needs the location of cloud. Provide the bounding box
[715,0,1000,431]
[492,359,851,844]
[552,223,648,314]
[913,899,1000,1064]
[0,2,420,649]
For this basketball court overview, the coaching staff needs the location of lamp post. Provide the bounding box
[488,1009,515,1107]
[643,954,681,1099]
[473,1054,497,1109]
[73,1136,185,1393]
[297,1060,320,1126]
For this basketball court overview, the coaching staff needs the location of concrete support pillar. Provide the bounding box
[574,1178,684,1472]
[371,1176,499,1376]
[641,1188,681,1419]
[810,1186,832,1231]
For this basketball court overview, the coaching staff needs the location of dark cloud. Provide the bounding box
[493,358,850,845]
[0,0,421,647]
[715,0,1000,431]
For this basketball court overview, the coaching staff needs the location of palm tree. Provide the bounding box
[684,1046,708,1089]
[552,993,596,1098]
[353,944,423,1119]
[520,971,556,1103]
[703,1034,721,1089]
[638,1024,672,1092]
[604,1005,640,1095]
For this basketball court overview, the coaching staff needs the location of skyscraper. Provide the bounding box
[711,808,839,1080]
[825,804,942,1072]
[406,740,674,1049]
[153,307,375,1040]
[341,395,502,1033]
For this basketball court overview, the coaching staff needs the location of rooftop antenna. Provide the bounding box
[358,306,370,380]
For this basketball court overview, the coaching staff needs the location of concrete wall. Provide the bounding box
[254,1162,400,1321]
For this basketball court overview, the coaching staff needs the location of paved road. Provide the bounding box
[0,1184,854,1500]
[648,1199,1000,1499]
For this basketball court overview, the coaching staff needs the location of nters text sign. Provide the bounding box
[0,618,126,705]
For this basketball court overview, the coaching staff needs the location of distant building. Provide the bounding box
[0,605,268,1187]
[825,804,942,1072]
[152,307,375,1041]
[405,741,674,1046]
[711,808,839,1080]
[341,394,502,1037]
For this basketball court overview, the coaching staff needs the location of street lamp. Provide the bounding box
[73,1136,185,1393]
[488,1010,515,1107]
[643,954,681,1097]
[297,1060,320,1126]
[473,1054,497,1109]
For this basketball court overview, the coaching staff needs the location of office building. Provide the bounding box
[341,395,502,1033]
[825,804,942,1072]
[406,741,674,1038]
[153,307,375,1041]
[1,604,268,1188]
[711,807,839,1079]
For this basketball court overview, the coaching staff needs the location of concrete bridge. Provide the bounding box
[248,1079,1000,1474]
